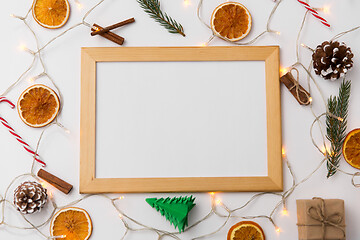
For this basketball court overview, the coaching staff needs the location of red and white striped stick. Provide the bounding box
[297,0,330,28]
[0,97,46,166]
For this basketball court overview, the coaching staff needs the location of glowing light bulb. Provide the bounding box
[281,147,286,158]
[50,235,67,239]
[18,44,27,51]
[215,199,222,205]
[322,5,330,14]
[49,191,53,199]
[280,67,288,76]
[281,208,288,216]
[200,42,208,47]
[320,145,329,156]
[118,196,124,200]
[275,227,281,233]
[76,3,83,9]
[209,192,215,196]
[119,213,124,219]
[183,0,191,7]
[275,31,281,35]
[10,14,15,18]
[29,77,35,83]
[74,0,83,9]
[309,97,313,104]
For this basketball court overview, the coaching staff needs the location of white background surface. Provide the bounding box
[96,61,267,178]
[0,0,360,239]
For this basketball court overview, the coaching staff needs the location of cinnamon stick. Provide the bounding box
[37,169,73,194]
[91,18,135,36]
[280,72,311,105]
[91,24,124,45]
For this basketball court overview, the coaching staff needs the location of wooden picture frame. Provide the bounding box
[80,46,282,193]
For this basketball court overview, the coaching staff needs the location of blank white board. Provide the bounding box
[95,61,267,178]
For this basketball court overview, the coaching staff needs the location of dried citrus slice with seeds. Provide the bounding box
[50,207,92,240]
[343,129,360,169]
[227,221,265,240]
[18,84,60,128]
[32,0,70,29]
[211,2,252,42]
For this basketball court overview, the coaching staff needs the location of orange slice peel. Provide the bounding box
[227,221,265,240]
[17,84,60,128]
[32,0,70,29]
[343,128,360,169]
[50,207,92,240]
[211,2,252,42]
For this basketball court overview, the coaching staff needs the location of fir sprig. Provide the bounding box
[326,79,351,178]
[137,0,185,37]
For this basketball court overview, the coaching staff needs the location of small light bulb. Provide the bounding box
[18,44,27,51]
[322,5,330,14]
[200,42,208,47]
[275,227,281,233]
[282,208,288,216]
[118,196,124,200]
[119,213,123,219]
[281,147,286,158]
[321,145,328,156]
[29,77,35,83]
[280,67,288,76]
[209,192,215,196]
[309,97,313,104]
[215,199,222,205]
[40,181,46,188]
[183,0,191,7]
[10,14,15,18]
[74,0,83,9]
[275,31,281,35]
[76,3,83,9]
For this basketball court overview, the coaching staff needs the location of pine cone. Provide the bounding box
[14,181,47,214]
[312,41,354,81]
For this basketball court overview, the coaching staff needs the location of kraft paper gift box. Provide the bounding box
[296,198,345,240]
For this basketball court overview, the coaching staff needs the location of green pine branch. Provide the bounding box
[137,0,186,37]
[326,79,351,178]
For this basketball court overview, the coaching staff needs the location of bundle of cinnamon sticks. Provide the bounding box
[91,17,135,45]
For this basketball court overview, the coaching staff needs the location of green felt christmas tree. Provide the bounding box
[146,195,196,233]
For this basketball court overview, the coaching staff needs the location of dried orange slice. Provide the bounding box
[211,2,252,42]
[50,207,92,240]
[17,84,60,128]
[343,129,360,169]
[227,221,265,240]
[32,0,70,29]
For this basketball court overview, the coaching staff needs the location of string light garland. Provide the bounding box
[1,0,360,239]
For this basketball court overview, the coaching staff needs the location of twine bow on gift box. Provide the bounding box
[298,197,345,240]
